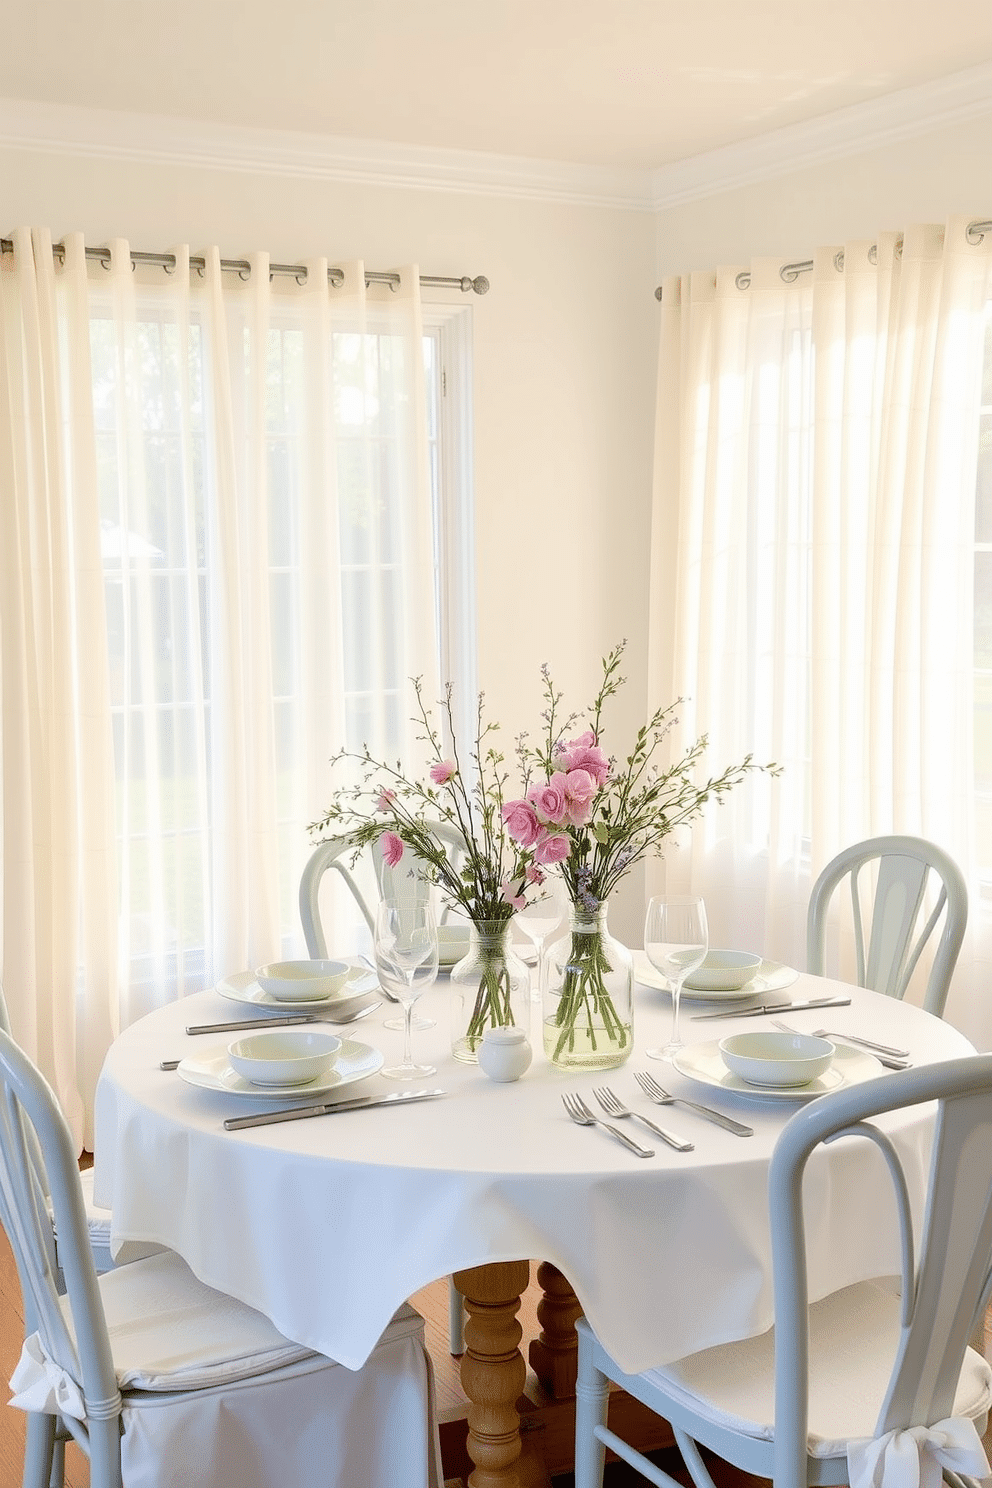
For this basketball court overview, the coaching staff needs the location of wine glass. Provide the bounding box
[379,889,437,1033]
[514,877,567,1004]
[374,899,439,1080]
[644,896,708,1061]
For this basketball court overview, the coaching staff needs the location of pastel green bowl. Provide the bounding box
[719,1030,835,1088]
[255,959,352,1001]
[684,949,762,992]
[228,1029,342,1086]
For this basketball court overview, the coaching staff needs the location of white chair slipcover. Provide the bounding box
[0,1028,442,1488]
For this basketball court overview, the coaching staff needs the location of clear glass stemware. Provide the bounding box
[513,876,566,1005]
[374,900,439,1080]
[643,895,708,1061]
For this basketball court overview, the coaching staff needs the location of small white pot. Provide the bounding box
[477,1026,533,1083]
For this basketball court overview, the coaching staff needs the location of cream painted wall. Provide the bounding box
[1,147,658,726]
[654,112,992,278]
[1,141,658,938]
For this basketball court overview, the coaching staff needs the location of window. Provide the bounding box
[86,275,474,1002]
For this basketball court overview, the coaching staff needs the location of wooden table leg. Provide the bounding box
[528,1261,582,1399]
[453,1260,536,1488]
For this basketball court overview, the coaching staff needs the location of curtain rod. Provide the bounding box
[0,236,489,295]
[653,220,992,301]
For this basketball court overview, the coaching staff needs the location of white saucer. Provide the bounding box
[217,966,379,1010]
[672,1039,881,1102]
[633,952,799,1003]
[177,1037,384,1098]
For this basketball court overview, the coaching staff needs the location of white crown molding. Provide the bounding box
[0,97,656,211]
[651,61,992,210]
[2,61,992,216]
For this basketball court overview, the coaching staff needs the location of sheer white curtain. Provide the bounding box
[649,216,992,1046]
[1,231,439,1139]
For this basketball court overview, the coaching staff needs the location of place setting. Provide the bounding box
[212,958,381,1016]
[632,892,890,1112]
[161,897,451,1130]
[633,943,800,1009]
[672,1031,886,1105]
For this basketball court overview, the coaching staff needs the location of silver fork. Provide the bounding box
[561,1092,656,1158]
[770,1020,911,1069]
[161,1000,383,1071]
[634,1070,754,1136]
[593,1087,694,1151]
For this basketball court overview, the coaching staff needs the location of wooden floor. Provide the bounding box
[3,1215,991,1488]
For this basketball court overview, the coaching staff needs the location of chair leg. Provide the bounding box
[447,1275,465,1355]
[574,1335,610,1488]
[22,1412,56,1488]
[49,1432,65,1488]
[87,1417,123,1488]
[672,1426,721,1488]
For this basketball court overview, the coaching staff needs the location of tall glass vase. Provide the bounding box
[542,903,633,1070]
[450,920,531,1063]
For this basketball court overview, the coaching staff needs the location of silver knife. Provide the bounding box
[186,1004,383,1035]
[691,996,851,1021]
[187,1014,328,1034]
[223,1087,445,1130]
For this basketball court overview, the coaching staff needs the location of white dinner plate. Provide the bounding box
[177,1037,384,1098]
[217,966,379,1010]
[672,1038,882,1102]
[633,952,799,1003]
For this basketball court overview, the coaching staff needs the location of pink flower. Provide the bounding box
[499,877,527,911]
[380,830,404,868]
[430,760,457,785]
[527,779,568,825]
[525,864,545,885]
[375,788,396,813]
[562,768,597,826]
[501,799,542,847]
[534,830,571,866]
[557,734,610,786]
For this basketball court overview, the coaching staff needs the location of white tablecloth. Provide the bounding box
[93,971,973,1376]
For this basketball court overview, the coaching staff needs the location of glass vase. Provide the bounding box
[450,920,531,1063]
[542,903,634,1070]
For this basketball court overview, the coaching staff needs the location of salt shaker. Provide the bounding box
[478,1026,532,1083]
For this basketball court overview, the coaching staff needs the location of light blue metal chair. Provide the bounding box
[574,1053,992,1488]
[806,835,967,1017]
[0,1027,442,1488]
[0,979,117,1276]
[300,821,469,957]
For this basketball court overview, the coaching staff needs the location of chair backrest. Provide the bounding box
[299,836,377,958]
[372,820,468,922]
[0,1028,120,1437]
[806,835,967,1016]
[300,824,468,958]
[769,1052,992,1488]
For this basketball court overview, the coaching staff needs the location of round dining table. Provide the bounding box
[93,962,974,1487]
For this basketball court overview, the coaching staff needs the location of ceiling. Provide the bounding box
[3,0,992,172]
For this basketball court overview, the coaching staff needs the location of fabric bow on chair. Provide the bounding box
[847,1418,990,1488]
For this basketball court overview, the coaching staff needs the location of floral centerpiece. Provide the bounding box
[310,680,549,1060]
[503,642,776,1067]
[313,645,775,1069]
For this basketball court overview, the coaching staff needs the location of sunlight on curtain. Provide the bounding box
[1,233,441,1140]
[649,216,992,1047]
